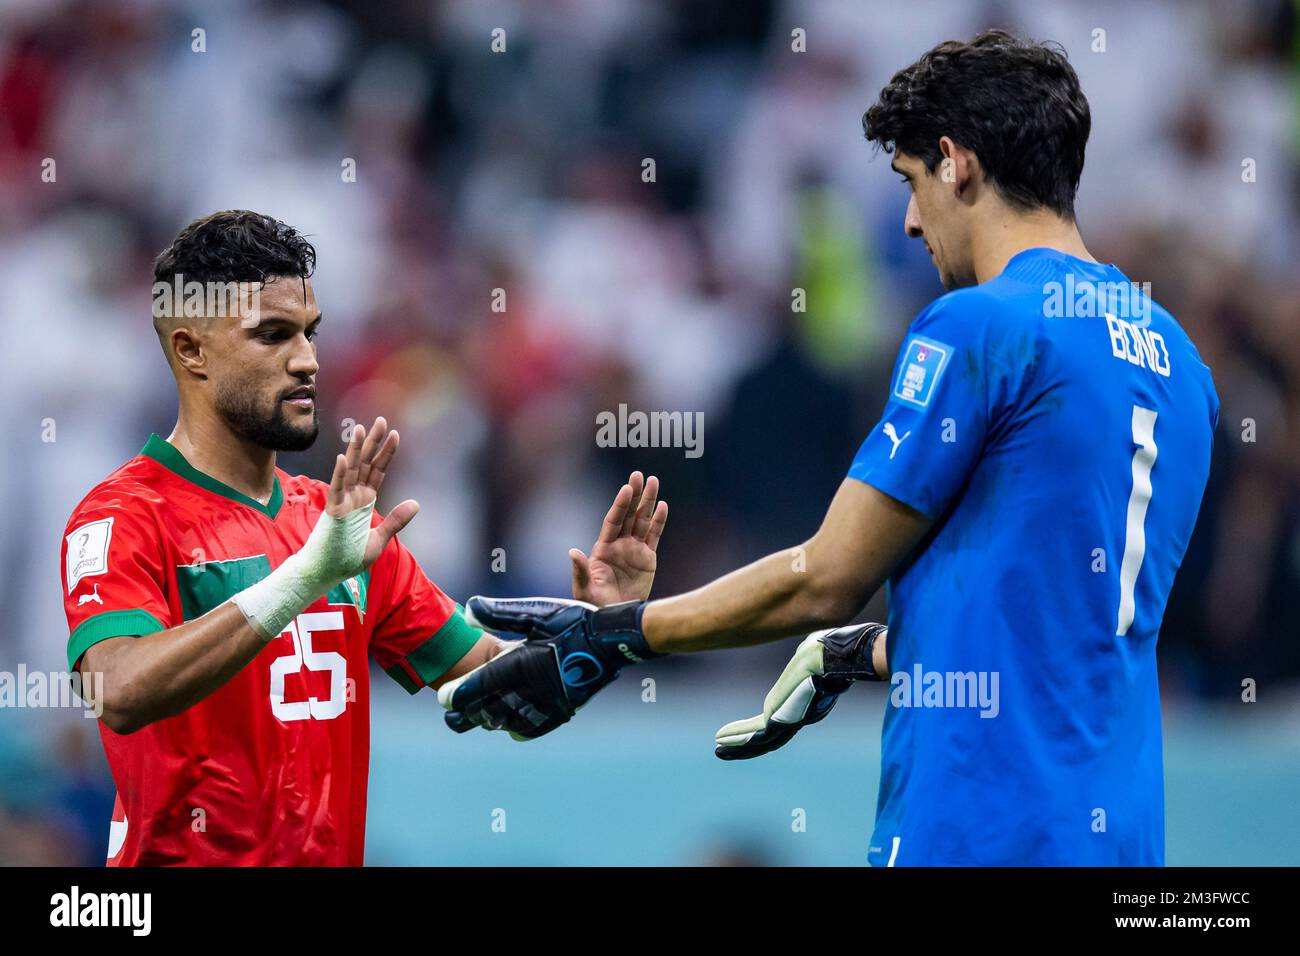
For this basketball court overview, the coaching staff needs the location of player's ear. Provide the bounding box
[170,325,209,377]
[936,136,977,201]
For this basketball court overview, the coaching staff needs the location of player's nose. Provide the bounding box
[288,338,319,376]
[904,193,923,239]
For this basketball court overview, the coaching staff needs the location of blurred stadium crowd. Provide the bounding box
[0,0,1296,864]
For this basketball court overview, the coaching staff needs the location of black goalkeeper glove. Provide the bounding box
[437,596,660,740]
[713,623,887,760]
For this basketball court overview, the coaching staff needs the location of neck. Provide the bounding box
[166,406,277,505]
[970,206,1095,284]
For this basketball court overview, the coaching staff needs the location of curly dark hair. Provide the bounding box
[862,29,1091,218]
[153,209,316,288]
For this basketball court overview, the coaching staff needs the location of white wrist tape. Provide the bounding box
[232,502,375,641]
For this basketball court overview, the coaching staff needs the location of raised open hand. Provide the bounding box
[325,416,420,570]
[569,471,668,606]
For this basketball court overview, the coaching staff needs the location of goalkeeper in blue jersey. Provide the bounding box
[441,30,1219,866]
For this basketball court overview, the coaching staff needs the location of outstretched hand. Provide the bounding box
[570,471,668,606]
[326,416,420,570]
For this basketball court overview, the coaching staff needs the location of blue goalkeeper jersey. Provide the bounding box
[848,247,1217,866]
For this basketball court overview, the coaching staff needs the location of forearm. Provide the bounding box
[431,632,512,689]
[641,481,927,656]
[642,544,859,654]
[80,600,269,734]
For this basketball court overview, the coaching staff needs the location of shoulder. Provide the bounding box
[909,281,1031,344]
[65,455,168,536]
[901,283,1054,409]
[1148,299,1210,371]
[1147,299,1220,415]
[903,283,1029,374]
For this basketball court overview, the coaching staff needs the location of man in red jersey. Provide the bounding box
[59,210,668,865]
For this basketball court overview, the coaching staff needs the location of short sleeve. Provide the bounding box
[62,495,173,672]
[368,532,483,693]
[848,295,994,520]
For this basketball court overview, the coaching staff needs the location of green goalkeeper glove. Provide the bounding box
[714,623,887,760]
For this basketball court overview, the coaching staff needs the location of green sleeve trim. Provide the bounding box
[387,605,484,694]
[384,662,422,695]
[67,608,166,672]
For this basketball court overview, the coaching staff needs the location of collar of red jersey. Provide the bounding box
[140,433,284,520]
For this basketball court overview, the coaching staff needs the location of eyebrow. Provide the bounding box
[246,313,323,330]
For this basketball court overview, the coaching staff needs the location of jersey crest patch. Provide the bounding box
[892,336,951,409]
[66,517,114,594]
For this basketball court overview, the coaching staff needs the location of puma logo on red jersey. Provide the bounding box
[77,583,104,606]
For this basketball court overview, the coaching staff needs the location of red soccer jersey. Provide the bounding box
[60,433,481,866]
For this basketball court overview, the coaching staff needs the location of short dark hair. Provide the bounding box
[862,29,1091,218]
[153,209,316,287]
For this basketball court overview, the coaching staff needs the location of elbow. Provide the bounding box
[100,711,140,736]
[793,558,873,628]
[80,645,160,735]
[795,578,864,629]
[99,697,147,736]
[792,533,880,628]
[96,678,156,736]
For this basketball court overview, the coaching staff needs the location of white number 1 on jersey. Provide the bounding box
[1117,405,1158,637]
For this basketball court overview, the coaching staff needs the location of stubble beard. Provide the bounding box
[215,379,319,452]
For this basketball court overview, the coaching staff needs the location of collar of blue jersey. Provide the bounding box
[140,433,284,520]
[1001,246,1120,283]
